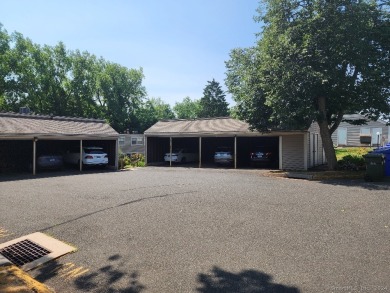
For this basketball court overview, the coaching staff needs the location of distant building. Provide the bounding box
[332,114,390,147]
[119,132,145,156]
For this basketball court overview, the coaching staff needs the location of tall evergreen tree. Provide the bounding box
[198,79,229,118]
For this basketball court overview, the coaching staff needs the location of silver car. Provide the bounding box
[214,147,234,165]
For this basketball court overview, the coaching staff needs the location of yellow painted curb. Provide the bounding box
[0,264,54,293]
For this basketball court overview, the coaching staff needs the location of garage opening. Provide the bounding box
[237,137,279,168]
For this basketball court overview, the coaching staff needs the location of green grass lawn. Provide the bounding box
[335,146,373,161]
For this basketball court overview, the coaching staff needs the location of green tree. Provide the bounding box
[132,97,175,133]
[96,61,146,132]
[173,96,201,119]
[198,79,229,118]
[226,0,390,170]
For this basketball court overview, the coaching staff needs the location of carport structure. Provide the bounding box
[145,117,326,170]
[0,112,119,175]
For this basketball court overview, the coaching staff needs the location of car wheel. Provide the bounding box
[181,157,186,163]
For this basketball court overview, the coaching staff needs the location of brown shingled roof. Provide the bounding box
[0,112,118,138]
[145,117,252,136]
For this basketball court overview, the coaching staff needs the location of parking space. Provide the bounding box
[1,167,389,292]
[146,136,279,168]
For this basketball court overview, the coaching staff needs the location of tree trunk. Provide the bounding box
[317,96,338,170]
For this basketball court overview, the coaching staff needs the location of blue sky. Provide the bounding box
[0,0,260,106]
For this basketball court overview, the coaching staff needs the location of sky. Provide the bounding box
[0,0,261,106]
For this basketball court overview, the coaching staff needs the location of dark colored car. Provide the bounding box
[250,147,275,167]
[36,154,64,170]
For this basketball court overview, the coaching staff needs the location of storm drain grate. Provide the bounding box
[0,232,75,271]
[0,239,51,267]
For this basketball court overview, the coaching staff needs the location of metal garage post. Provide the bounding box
[79,140,83,172]
[199,137,202,168]
[234,136,237,169]
[32,137,37,175]
[169,137,172,167]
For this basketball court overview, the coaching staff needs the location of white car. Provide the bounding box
[64,147,108,166]
[164,148,198,163]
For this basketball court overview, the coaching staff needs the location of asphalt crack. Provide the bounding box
[39,190,197,232]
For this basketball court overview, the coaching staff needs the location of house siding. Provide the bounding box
[119,134,145,155]
[282,134,305,170]
[332,120,389,147]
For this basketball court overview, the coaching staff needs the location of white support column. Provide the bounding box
[115,138,119,170]
[234,136,237,169]
[199,137,202,168]
[279,136,283,170]
[144,136,148,166]
[32,138,37,175]
[169,137,172,167]
[303,133,309,170]
[79,140,83,172]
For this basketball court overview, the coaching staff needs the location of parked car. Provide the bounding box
[214,147,234,165]
[164,148,198,163]
[34,154,63,170]
[250,147,275,167]
[64,147,108,167]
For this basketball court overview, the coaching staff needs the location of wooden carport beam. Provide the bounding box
[199,137,202,168]
[169,137,172,167]
[32,137,37,175]
[79,140,83,171]
[234,136,237,169]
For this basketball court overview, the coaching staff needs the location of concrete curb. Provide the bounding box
[0,263,54,293]
[286,172,314,180]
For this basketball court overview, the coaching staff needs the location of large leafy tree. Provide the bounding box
[132,97,175,133]
[173,96,201,119]
[198,79,229,118]
[226,0,390,170]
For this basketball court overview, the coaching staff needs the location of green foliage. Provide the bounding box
[0,24,146,133]
[119,153,145,169]
[173,96,201,119]
[335,147,373,161]
[225,0,390,169]
[198,79,229,118]
[132,97,175,133]
[337,155,366,171]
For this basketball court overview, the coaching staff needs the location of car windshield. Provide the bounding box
[84,149,104,154]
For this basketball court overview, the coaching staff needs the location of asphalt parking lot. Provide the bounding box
[0,167,389,293]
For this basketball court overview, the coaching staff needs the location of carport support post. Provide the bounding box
[199,137,202,168]
[169,137,172,167]
[32,137,37,175]
[234,136,237,169]
[79,140,83,172]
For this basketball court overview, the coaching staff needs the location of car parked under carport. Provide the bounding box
[144,117,326,171]
[0,112,119,175]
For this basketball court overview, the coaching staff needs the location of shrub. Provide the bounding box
[337,155,366,171]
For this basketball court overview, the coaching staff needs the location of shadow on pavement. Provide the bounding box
[197,266,300,293]
[34,254,145,293]
[316,179,390,191]
[0,168,117,182]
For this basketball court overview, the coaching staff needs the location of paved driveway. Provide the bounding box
[0,167,389,293]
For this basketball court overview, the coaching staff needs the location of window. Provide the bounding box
[360,128,370,135]
[119,136,125,146]
[131,137,143,145]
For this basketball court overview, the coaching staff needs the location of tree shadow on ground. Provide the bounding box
[316,179,390,191]
[197,266,300,293]
[34,254,145,293]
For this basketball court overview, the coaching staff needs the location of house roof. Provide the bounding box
[144,117,306,137]
[0,112,118,139]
